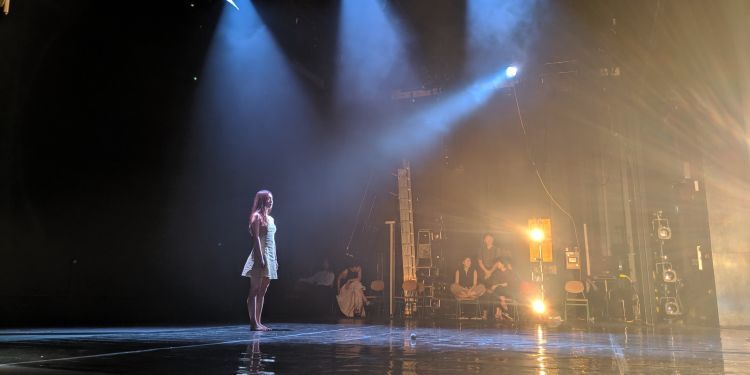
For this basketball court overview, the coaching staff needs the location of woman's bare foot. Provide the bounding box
[255,323,270,331]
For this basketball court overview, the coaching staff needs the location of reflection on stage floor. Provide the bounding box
[0,321,747,374]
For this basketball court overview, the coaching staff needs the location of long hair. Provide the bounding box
[250,190,273,229]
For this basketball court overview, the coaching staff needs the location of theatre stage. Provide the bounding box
[1,321,747,374]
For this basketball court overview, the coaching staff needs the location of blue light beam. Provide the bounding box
[195,1,315,162]
[337,0,416,103]
[379,69,513,154]
[466,0,538,77]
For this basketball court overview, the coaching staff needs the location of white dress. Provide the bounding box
[241,216,278,280]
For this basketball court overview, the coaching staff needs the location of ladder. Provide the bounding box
[397,163,417,282]
[397,162,417,315]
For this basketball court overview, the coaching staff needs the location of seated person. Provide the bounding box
[336,264,368,318]
[484,257,518,320]
[293,259,336,315]
[450,257,486,299]
[297,259,335,289]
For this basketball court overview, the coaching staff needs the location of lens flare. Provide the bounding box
[505,66,518,78]
[530,228,545,242]
[532,299,546,314]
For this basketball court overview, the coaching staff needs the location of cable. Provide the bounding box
[345,169,374,258]
[512,84,581,248]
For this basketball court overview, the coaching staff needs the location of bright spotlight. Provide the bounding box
[505,66,518,78]
[225,0,239,10]
[529,228,545,243]
[532,299,546,314]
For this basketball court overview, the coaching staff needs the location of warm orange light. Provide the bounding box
[532,299,546,314]
[529,228,545,242]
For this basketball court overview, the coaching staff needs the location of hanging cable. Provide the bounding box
[345,169,374,258]
[512,84,580,248]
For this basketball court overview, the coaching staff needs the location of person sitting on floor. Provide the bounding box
[485,257,518,320]
[297,259,335,289]
[293,258,336,315]
[450,257,486,299]
[336,263,368,318]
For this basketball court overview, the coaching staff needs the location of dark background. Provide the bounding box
[1,0,742,326]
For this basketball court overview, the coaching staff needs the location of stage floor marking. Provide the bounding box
[608,333,627,375]
[0,325,380,368]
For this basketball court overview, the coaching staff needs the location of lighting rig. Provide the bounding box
[652,210,683,319]
[528,218,552,316]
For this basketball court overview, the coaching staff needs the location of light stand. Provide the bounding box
[385,220,396,318]
[530,228,547,314]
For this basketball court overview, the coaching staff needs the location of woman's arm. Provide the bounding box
[472,270,478,287]
[454,270,459,285]
[477,259,487,274]
[479,260,493,279]
[249,213,265,268]
[483,266,494,280]
[354,266,362,282]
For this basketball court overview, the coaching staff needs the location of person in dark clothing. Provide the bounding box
[478,234,514,280]
[450,257,486,299]
[485,257,518,320]
[477,234,499,280]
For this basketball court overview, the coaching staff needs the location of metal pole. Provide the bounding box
[538,242,544,300]
[385,220,396,318]
[584,223,591,277]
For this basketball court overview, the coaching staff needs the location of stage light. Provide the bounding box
[530,228,545,243]
[664,300,680,315]
[225,0,239,11]
[662,269,677,283]
[653,211,671,240]
[657,226,672,240]
[532,299,546,314]
[505,66,518,78]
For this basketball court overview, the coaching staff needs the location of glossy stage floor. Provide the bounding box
[0,320,748,374]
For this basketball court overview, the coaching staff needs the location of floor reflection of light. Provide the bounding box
[536,324,547,374]
[536,324,546,343]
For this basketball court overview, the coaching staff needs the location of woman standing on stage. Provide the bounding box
[241,190,278,331]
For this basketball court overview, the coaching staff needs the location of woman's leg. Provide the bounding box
[255,277,271,330]
[248,275,262,328]
[469,284,486,299]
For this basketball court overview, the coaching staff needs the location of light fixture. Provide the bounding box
[505,65,518,78]
[657,226,672,240]
[664,300,680,316]
[529,228,545,243]
[532,298,546,314]
[662,269,677,283]
[225,0,239,10]
[653,211,672,240]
